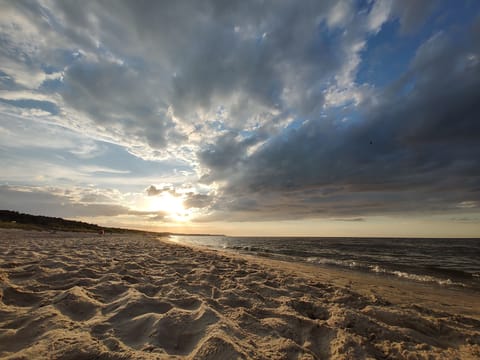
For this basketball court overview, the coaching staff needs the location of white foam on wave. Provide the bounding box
[371,266,462,285]
[306,257,467,287]
[306,257,362,269]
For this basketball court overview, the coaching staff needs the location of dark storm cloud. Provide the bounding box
[198,130,269,180]
[200,22,480,220]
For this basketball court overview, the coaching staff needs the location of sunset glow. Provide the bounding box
[147,192,190,222]
[1,1,479,236]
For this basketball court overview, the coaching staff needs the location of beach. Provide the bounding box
[0,229,479,359]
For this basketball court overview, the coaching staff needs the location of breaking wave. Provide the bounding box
[306,257,467,287]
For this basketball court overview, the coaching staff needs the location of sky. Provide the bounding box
[0,0,479,237]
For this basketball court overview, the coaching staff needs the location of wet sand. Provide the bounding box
[0,229,479,359]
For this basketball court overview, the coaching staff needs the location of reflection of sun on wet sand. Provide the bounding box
[0,229,479,359]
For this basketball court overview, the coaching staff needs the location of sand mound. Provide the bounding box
[52,286,101,321]
[0,229,479,359]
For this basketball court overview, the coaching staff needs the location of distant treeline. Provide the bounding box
[0,210,223,236]
[0,210,145,234]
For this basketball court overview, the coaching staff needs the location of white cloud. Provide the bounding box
[78,166,131,175]
[367,0,393,34]
[324,83,374,108]
[327,1,353,29]
[0,90,59,102]
[457,201,477,209]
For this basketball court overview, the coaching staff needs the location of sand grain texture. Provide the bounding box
[0,229,479,359]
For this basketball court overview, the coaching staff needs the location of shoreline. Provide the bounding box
[1,229,479,359]
[168,234,480,293]
[168,236,480,320]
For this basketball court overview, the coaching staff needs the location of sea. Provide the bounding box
[169,235,480,291]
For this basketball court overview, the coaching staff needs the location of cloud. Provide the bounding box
[391,0,437,34]
[61,59,180,150]
[326,1,353,29]
[128,209,167,218]
[0,185,129,218]
[451,216,480,223]
[367,0,393,34]
[367,0,437,35]
[147,214,167,222]
[198,19,480,221]
[184,193,213,209]
[0,98,59,115]
[0,184,173,222]
[334,218,365,222]
[456,201,477,209]
[1,0,478,228]
[1,0,410,159]
[1,0,351,154]
[146,185,162,197]
[145,185,182,198]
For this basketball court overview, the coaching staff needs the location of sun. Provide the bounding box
[147,192,189,221]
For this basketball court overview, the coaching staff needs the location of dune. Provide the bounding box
[0,229,479,359]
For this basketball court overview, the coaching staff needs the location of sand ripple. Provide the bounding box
[0,229,479,359]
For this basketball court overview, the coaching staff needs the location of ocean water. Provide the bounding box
[169,235,480,290]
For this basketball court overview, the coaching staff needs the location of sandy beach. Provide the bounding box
[0,229,479,359]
